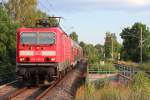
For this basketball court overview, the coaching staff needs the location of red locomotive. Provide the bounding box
[16,17,83,84]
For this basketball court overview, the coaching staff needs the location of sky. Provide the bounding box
[38,0,150,45]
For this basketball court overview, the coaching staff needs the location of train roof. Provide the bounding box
[17,27,62,32]
[17,27,70,36]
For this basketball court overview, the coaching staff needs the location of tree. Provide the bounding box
[84,44,100,63]
[79,41,101,63]
[70,32,78,42]
[104,32,121,61]
[79,41,86,56]
[7,0,37,19]
[0,6,19,73]
[7,0,53,27]
[120,22,150,62]
[7,0,37,26]
[95,44,104,60]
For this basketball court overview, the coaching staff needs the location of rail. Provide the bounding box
[6,87,28,100]
[36,80,60,100]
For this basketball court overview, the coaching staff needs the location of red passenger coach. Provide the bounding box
[16,19,83,84]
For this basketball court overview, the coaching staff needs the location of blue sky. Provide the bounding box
[38,0,150,45]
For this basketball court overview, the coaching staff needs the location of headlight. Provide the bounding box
[51,58,56,62]
[20,58,25,62]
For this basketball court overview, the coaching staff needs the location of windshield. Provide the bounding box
[39,32,55,44]
[21,32,37,44]
[21,32,55,45]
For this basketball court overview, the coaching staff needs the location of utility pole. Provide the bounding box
[111,37,114,61]
[140,27,143,64]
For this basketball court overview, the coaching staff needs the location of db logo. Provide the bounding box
[34,51,41,55]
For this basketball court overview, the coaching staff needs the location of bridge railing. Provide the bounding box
[86,63,139,84]
[87,64,117,74]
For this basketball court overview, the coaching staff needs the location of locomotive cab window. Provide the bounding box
[39,32,55,45]
[21,32,37,44]
[20,32,55,45]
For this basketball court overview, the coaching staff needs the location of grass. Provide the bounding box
[75,71,150,100]
[140,61,150,72]
[75,82,129,100]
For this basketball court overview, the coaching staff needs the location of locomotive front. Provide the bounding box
[16,28,57,84]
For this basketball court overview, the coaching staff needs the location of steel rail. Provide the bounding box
[36,80,60,100]
[6,87,28,100]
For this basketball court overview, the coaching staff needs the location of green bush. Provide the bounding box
[131,71,150,91]
[129,71,150,100]
[140,61,150,72]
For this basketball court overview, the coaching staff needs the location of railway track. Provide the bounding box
[0,75,74,100]
[0,61,86,100]
[0,75,70,100]
[5,86,47,100]
[0,78,60,100]
[0,71,78,100]
[0,79,24,99]
[36,80,60,100]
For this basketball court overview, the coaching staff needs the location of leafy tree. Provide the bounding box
[6,0,56,27]
[79,41,85,48]
[70,32,78,42]
[0,6,19,73]
[80,41,104,63]
[79,41,86,56]
[7,0,37,19]
[120,22,150,62]
[84,44,100,63]
[95,44,104,60]
[79,41,101,63]
[104,32,121,61]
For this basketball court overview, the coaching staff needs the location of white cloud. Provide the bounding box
[64,0,150,6]
[47,0,150,13]
[125,0,150,6]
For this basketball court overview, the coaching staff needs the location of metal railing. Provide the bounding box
[86,63,138,84]
[86,64,118,86]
